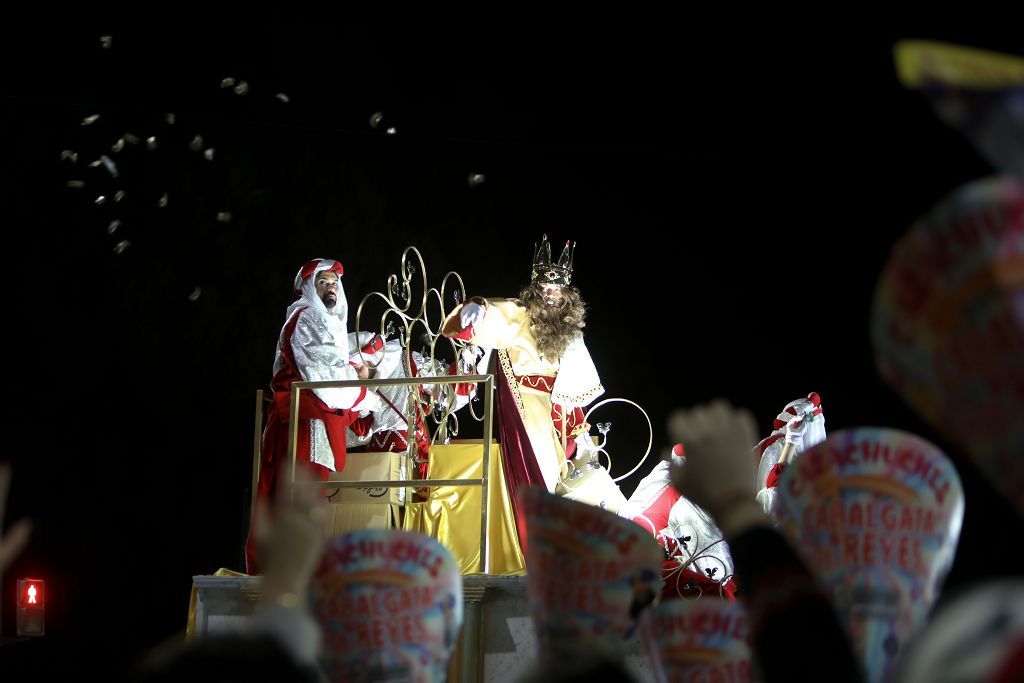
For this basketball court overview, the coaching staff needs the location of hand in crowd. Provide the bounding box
[667,400,767,538]
[253,467,328,608]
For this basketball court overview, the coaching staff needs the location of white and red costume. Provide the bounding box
[247,259,379,573]
[753,393,826,516]
[619,445,738,601]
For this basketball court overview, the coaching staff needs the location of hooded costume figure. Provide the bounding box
[246,258,379,573]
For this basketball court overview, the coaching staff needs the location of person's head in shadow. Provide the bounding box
[131,633,322,683]
[517,653,637,683]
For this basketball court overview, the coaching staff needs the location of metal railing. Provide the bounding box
[254,373,495,574]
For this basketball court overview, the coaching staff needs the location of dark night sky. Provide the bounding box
[3,22,1023,675]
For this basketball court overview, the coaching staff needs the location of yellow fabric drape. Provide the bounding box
[404,441,525,575]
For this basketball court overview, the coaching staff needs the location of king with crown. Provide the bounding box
[443,236,605,540]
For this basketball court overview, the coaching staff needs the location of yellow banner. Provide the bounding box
[895,40,1024,89]
[404,442,525,576]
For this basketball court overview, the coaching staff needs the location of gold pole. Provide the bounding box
[458,595,486,683]
[405,390,418,509]
[777,442,797,466]
[288,384,301,503]
[308,478,485,489]
[480,375,493,575]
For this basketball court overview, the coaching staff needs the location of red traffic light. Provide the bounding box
[18,578,44,608]
[16,578,45,636]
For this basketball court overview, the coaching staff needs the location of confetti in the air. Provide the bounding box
[66,180,85,189]
[165,113,176,126]
[60,150,78,164]
[275,93,290,103]
[468,173,485,187]
[114,240,130,255]
[99,35,112,49]
[94,195,107,206]
[114,190,126,203]
[188,287,202,302]
[123,133,140,145]
[158,193,169,207]
[111,138,125,153]
[189,135,204,151]
[216,211,232,223]
[220,77,236,88]
[203,148,215,161]
[233,81,249,95]
[81,114,100,126]
[369,112,383,129]
[146,136,158,150]
[107,219,121,234]
[385,127,397,135]
[99,155,119,177]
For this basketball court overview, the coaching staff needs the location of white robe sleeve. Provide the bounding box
[462,299,524,350]
[291,310,378,411]
[551,336,604,407]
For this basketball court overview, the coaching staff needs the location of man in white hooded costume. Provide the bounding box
[752,392,826,515]
[247,258,380,573]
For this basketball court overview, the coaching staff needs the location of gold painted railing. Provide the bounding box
[253,373,495,574]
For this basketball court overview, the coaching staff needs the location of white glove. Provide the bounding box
[574,431,598,455]
[459,345,482,371]
[784,414,807,447]
[459,302,485,329]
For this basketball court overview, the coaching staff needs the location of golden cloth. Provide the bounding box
[404,441,525,575]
